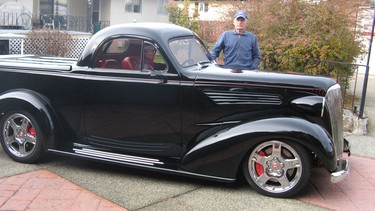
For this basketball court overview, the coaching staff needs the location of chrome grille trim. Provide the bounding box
[325,84,344,158]
[321,97,326,117]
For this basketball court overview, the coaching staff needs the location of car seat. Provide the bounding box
[122,56,141,70]
[101,59,121,69]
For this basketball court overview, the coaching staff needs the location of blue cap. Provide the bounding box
[234,10,248,20]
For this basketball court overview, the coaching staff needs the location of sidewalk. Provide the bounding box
[1,154,374,210]
[298,155,375,210]
[1,138,375,211]
[0,169,127,211]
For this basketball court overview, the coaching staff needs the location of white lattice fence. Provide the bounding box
[8,37,89,58]
[9,39,22,54]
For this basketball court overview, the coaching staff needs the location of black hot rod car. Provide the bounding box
[0,23,349,197]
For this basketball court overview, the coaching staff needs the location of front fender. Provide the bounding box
[181,117,336,179]
[0,89,58,150]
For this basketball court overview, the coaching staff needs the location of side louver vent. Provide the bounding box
[203,90,282,105]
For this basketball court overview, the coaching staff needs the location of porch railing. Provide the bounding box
[0,12,32,30]
[0,12,109,33]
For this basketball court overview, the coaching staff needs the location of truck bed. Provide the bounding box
[0,55,77,71]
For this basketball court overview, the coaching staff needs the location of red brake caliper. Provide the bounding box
[255,151,265,176]
[27,126,36,138]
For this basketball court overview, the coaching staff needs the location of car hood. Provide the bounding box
[192,64,336,94]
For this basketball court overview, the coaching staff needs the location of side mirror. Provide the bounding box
[149,70,167,84]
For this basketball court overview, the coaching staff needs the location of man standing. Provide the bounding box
[210,10,260,70]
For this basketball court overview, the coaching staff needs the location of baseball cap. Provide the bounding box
[234,10,248,20]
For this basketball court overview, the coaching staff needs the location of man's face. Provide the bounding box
[233,17,247,33]
[144,46,156,59]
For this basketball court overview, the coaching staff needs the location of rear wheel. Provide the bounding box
[243,140,311,198]
[0,110,44,163]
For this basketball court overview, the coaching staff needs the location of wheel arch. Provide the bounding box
[181,117,337,179]
[0,89,60,150]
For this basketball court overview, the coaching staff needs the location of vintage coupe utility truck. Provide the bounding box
[0,23,349,198]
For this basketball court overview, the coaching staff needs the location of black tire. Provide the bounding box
[242,140,311,198]
[0,110,44,163]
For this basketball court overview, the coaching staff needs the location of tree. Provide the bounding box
[166,0,200,35]
[167,0,365,83]
[227,0,364,81]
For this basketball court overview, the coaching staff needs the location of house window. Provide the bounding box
[125,0,142,13]
[92,0,100,25]
[157,0,168,15]
[198,3,208,12]
[40,0,67,16]
[54,0,67,15]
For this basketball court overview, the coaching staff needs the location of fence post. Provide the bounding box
[21,39,24,55]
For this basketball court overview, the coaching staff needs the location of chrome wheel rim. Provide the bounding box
[2,113,37,158]
[248,140,302,193]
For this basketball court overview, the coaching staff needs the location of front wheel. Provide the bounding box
[242,140,311,198]
[0,110,44,163]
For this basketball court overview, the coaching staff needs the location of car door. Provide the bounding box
[83,37,182,158]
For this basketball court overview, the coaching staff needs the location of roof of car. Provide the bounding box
[77,23,194,66]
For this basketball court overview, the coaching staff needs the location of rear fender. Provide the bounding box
[0,89,58,150]
[181,117,336,179]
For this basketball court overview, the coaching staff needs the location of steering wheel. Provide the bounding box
[181,58,195,67]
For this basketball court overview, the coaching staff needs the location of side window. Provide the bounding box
[107,39,130,53]
[94,38,140,70]
[142,42,167,72]
[122,41,168,72]
[94,38,167,72]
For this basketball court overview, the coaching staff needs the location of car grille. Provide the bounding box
[324,84,344,158]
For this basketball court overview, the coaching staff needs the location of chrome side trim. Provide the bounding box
[196,120,241,126]
[73,148,164,166]
[203,90,282,105]
[321,97,326,117]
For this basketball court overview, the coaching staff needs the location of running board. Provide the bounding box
[47,148,235,183]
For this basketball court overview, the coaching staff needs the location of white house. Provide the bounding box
[0,0,171,32]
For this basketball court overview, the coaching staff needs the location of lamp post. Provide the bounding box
[359,3,375,118]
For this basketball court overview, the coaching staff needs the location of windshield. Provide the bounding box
[169,37,210,68]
